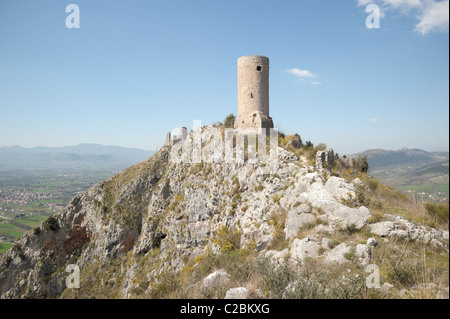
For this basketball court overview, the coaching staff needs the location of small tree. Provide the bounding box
[224,114,236,128]
[352,155,369,173]
[305,140,314,148]
[360,156,369,173]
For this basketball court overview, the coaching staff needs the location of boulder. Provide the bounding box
[264,249,289,267]
[324,243,352,265]
[324,176,356,202]
[370,221,396,237]
[290,238,320,262]
[355,244,371,266]
[431,239,443,248]
[389,230,409,239]
[321,238,332,250]
[366,238,378,247]
[313,224,335,235]
[202,270,230,289]
[224,287,248,299]
[352,178,364,186]
[327,206,371,230]
[284,204,315,240]
[316,148,335,169]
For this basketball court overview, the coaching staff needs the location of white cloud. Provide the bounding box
[370,118,378,123]
[311,81,321,85]
[415,0,449,35]
[286,68,317,78]
[382,0,422,9]
[358,0,375,6]
[357,0,449,35]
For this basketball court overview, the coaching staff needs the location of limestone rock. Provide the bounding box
[370,221,396,237]
[313,224,335,235]
[203,270,230,289]
[389,229,409,239]
[352,178,364,186]
[324,176,356,202]
[431,239,443,248]
[1,123,447,299]
[355,244,371,266]
[224,287,249,299]
[367,238,378,247]
[284,204,315,240]
[265,249,289,268]
[324,243,352,265]
[327,206,371,230]
[316,148,335,169]
[321,238,332,250]
[290,238,320,262]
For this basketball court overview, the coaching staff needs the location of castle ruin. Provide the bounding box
[165,127,188,146]
[234,55,274,133]
[164,55,274,147]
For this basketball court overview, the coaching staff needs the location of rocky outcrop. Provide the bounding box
[224,287,248,299]
[203,270,230,289]
[0,125,447,299]
[316,148,336,169]
[324,243,352,265]
[290,238,320,262]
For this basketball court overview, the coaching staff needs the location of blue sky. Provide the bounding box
[0,0,448,154]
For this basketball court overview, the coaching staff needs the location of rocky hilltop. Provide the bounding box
[0,126,448,299]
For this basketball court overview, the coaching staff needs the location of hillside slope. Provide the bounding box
[353,148,449,200]
[0,127,448,299]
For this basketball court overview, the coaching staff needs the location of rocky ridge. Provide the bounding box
[0,126,448,299]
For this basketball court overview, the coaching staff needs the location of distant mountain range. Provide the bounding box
[0,144,155,171]
[352,148,449,169]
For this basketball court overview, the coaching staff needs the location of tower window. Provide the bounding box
[250,93,253,98]
[257,66,262,71]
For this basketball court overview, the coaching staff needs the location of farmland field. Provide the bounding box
[0,169,119,254]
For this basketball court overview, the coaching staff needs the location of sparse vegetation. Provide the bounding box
[43,216,59,232]
[267,210,288,251]
[424,202,449,225]
[224,114,236,128]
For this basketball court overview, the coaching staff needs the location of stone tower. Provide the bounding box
[234,55,273,133]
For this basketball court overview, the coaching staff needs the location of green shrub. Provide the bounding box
[44,216,59,232]
[305,141,314,148]
[352,156,370,173]
[340,223,359,236]
[213,226,241,252]
[368,179,379,191]
[224,114,236,128]
[255,185,265,192]
[425,202,449,224]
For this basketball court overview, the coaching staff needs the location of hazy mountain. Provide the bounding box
[0,144,155,171]
[352,148,448,169]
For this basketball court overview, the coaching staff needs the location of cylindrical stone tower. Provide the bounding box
[235,55,273,132]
